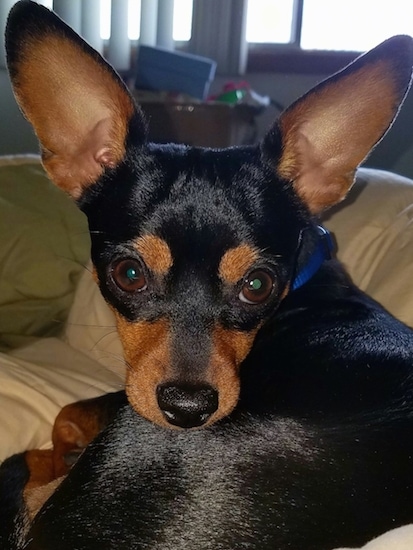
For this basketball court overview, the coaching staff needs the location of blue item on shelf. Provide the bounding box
[135,46,217,100]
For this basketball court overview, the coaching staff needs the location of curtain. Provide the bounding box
[189,0,248,75]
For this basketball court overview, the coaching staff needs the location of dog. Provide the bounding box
[2,1,413,548]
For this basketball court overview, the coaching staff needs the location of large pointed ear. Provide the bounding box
[262,36,413,214]
[5,0,147,199]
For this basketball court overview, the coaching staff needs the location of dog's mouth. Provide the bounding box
[124,358,242,430]
[116,314,254,429]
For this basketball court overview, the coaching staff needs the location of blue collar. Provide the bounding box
[291,226,333,291]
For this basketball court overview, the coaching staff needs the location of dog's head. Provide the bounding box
[6,1,413,428]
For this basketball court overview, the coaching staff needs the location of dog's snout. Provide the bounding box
[157,384,218,428]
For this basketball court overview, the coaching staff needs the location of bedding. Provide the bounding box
[1,156,413,548]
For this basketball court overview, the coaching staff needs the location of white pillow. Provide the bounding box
[323,168,413,327]
[0,337,123,462]
[334,524,413,550]
[63,266,125,376]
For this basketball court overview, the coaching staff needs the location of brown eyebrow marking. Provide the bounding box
[219,244,259,284]
[134,235,173,275]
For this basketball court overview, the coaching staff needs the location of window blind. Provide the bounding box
[0,0,177,70]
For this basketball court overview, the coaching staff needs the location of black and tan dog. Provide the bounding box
[2,1,413,548]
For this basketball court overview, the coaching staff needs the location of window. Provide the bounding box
[247,0,413,52]
[42,1,413,52]
[301,0,413,51]
[41,0,192,42]
[100,0,193,41]
[37,1,413,75]
[246,0,296,45]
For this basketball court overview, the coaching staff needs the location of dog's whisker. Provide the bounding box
[64,321,117,330]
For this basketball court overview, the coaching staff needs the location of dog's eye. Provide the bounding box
[112,259,147,293]
[239,270,275,304]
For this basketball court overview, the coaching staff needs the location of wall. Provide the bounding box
[0,70,38,154]
[212,71,413,180]
[1,67,413,179]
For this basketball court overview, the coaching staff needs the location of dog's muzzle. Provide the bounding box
[157,383,219,428]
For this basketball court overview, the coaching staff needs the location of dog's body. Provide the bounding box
[2,1,413,549]
[4,398,413,550]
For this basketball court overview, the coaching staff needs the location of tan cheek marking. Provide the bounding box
[114,313,173,427]
[134,235,173,275]
[280,282,290,301]
[219,244,259,284]
[208,325,260,421]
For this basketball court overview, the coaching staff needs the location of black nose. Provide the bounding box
[157,384,218,428]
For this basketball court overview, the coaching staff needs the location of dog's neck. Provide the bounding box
[292,226,333,291]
